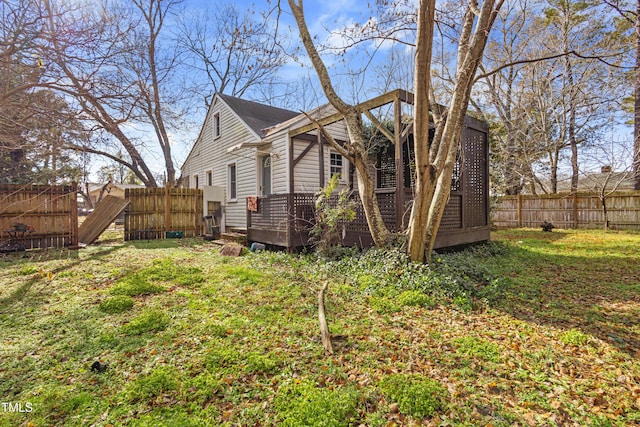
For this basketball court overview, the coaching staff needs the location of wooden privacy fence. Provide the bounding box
[0,184,78,249]
[492,191,640,230]
[124,187,203,241]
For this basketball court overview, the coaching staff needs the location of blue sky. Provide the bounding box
[152,0,411,174]
[87,0,400,181]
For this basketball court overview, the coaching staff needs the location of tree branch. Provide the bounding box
[476,50,633,82]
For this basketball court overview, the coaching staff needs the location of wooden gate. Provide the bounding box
[0,184,78,250]
[124,187,203,241]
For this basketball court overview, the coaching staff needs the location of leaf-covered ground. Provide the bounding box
[0,229,638,426]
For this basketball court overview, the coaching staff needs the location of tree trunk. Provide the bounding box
[288,0,390,246]
[566,57,579,193]
[353,156,390,246]
[406,0,437,262]
[408,0,501,262]
[635,0,640,190]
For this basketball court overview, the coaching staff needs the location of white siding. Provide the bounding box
[270,134,289,194]
[181,97,260,229]
[182,98,356,229]
[288,121,351,193]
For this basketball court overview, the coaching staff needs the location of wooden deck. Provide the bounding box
[247,189,490,250]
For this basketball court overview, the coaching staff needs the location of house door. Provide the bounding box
[261,155,272,195]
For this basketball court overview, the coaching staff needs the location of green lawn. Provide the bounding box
[0,229,638,426]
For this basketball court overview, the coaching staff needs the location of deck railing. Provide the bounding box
[247,186,489,249]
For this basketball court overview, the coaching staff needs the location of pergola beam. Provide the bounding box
[288,89,413,137]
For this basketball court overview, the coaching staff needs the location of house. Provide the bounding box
[180,90,490,249]
[554,167,636,193]
[84,182,145,208]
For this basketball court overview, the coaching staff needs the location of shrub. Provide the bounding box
[452,336,501,363]
[379,374,447,419]
[122,310,169,335]
[126,367,179,403]
[560,328,590,346]
[110,274,165,297]
[398,290,436,308]
[99,295,134,314]
[274,379,359,427]
[310,174,356,257]
[244,352,280,375]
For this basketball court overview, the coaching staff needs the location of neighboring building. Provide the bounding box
[86,182,146,207]
[181,90,490,249]
[555,167,636,193]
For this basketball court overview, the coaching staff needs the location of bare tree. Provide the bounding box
[479,0,632,196]
[41,0,185,187]
[1,0,89,185]
[286,0,504,260]
[406,0,504,261]
[287,0,392,247]
[1,0,47,152]
[177,2,289,106]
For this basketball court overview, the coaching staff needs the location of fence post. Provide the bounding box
[194,189,199,237]
[70,182,79,247]
[165,185,171,233]
[517,194,522,228]
[573,193,578,229]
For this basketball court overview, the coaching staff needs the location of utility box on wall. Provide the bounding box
[203,186,225,234]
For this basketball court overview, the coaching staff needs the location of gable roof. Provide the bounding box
[217,93,298,137]
[555,172,636,193]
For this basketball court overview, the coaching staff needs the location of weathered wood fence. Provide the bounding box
[0,184,78,249]
[492,192,640,230]
[124,187,203,241]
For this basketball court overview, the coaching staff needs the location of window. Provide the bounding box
[214,113,221,138]
[206,170,213,186]
[330,152,344,180]
[194,175,199,188]
[228,163,237,200]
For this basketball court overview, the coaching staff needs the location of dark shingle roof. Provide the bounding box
[217,93,299,137]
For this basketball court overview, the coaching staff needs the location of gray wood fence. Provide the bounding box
[0,184,78,249]
[492,192,640,230]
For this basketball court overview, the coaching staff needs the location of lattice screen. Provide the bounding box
[463,128,488,227]
[250,195,289,232]
[376,144,396,189]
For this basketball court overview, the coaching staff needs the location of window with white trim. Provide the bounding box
[206,170,213,186]
[330,152,344,180]
[228,163,237,200]
[214,113,221,138]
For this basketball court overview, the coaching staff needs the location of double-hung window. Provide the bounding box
[330,152,344,180]
[214,113,221,138]
[228,163,237,200]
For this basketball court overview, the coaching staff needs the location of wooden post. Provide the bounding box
[165,185,171,233]
[288,135,295,192]
[394,95,404,231]
[287,193,294,249]
[246,196,252,229]
[70,182,79,248]
[194,188,199,237]
[573,192,578,229]
[318,132,325,187]
[517,194,523,228]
